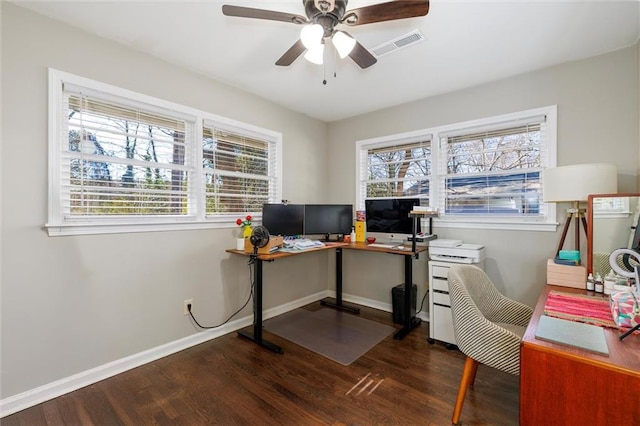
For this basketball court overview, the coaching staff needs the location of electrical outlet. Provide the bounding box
[183,299,193,316]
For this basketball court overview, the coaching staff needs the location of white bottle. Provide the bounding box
[350,226,356,243]
[604,271,616,295]
[586,273,595,291]
[594,273,604,294]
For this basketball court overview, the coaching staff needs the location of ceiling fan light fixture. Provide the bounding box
[332,31,356,59]
[300,24,323,49]
[304,43,325,65]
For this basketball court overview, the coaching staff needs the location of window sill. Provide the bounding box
[45,219,235,236]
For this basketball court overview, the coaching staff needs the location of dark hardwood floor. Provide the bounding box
[2,302,519,425]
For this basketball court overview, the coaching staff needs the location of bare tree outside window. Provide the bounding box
[65,94,192,217]
[365,141,430,201]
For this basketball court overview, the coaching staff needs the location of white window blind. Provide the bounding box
[361,138,431,202]
[439,119,546,217]
[202,123,278,215]
[48,69,282,235]
[62,87,195,218]
[356,106,556,231]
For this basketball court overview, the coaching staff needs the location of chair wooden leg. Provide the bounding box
[468,355,479,388]
[452,356,479,425]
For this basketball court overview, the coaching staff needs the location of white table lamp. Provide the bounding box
[543,163,617,257]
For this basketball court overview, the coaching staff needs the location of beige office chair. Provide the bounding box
[447,264,533,425]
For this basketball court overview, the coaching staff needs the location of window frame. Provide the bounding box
[355,106,557,232]
[356,129,432,203]
[46,68,282,236]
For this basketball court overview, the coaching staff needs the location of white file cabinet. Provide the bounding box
[428,260,484,347]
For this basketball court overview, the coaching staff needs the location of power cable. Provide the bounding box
[188,261,255,329]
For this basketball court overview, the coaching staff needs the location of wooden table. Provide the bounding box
[226,242,427,352]
[520,285,640,425]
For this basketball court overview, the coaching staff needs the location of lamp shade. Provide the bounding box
[332,31,356,58]
[542,163,617,202]
[300,24,323,49]
[304,43,324,65]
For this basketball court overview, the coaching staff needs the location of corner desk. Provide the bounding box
[226,242,427,354]
[520,284,640,425]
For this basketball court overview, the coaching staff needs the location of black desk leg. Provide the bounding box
[237,257,284,354]
[320,248,360,314]
[394,254,421,340]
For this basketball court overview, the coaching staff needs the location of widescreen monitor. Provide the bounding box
[261,204,305,236]
[304,204,353,238]
[364,198,421,243]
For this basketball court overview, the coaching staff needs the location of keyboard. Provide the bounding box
[368,243,398,249]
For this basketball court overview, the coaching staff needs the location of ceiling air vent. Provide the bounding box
[371,29,425,58]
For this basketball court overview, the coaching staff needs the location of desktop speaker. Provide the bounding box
[244,235,283,254]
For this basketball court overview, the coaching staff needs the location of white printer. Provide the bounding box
[428,239,485,264]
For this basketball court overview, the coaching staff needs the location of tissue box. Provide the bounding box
[546,259,587,288]
[609,290,640,328]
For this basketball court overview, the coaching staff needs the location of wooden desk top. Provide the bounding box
[225,241,345,260]
[522,285,640,377]
[343,242,428,256]
[225,241,428,260]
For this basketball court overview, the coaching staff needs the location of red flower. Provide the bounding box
[236,216,252,227]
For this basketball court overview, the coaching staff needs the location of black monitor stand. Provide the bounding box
[321,233,344,242]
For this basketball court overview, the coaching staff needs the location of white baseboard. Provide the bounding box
[1,289,428,417]
[0,290,330,418]
[334,291,429,322]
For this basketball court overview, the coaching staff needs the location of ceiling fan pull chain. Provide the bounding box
[323,57,327,85]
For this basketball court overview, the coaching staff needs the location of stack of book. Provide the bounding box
[554,250,581,266]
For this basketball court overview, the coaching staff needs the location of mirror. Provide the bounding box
[587,193,640,276]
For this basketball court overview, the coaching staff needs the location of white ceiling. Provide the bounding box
[11,0,640,122]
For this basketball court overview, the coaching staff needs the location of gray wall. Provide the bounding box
[1,3,330,399]
[327,46,638,309]
[2,1,639,404]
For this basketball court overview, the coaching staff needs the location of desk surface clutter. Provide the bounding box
[536,289,640,355]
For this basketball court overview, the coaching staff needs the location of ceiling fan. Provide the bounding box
[222,0,429,69]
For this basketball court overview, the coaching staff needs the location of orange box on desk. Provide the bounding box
[546,259,587,288]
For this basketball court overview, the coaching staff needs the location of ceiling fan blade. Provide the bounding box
[222,5,308,25]
[342,0,429,26]
[348,40,377,69]
[276,39,306,66]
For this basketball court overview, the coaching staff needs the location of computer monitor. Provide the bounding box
[261,204,305,236]
[364,198,421,244]
[304,204,353,239]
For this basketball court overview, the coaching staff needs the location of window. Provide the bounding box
[359,134,431,202]
[356,106,557,231]
[47,69,281,236]
[203,122,278,216]
[440,121,544,217]
[593,197,631,219]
